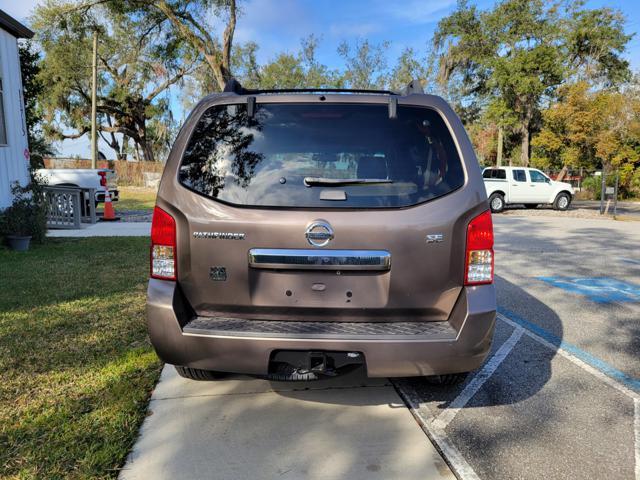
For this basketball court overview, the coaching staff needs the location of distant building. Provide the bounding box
[0,9,33,209]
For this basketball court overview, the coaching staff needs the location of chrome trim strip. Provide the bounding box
[248,248,391,271]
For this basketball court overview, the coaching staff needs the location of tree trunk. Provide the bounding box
[520,120,530,167]
[496,127,504,167]
[141,141,155,163]
[556,166,568,182]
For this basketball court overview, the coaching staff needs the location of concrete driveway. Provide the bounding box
[120,367,454,480]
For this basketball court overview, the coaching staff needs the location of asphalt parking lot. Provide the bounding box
[396,215,640,480]
[122,214,639,480]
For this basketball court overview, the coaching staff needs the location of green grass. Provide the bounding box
[115,187,157,212]
[0,238,162,479]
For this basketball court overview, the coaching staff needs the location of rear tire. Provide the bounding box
[174,366,224,381]
[489,193,505,213]
[425,372,468,385]
[524,204,538,209]
[553,193,571,211]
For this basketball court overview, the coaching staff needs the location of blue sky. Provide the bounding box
[3,0,640,158]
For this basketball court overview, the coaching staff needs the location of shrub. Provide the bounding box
[0,175,48,243]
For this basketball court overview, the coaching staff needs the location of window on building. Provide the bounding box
[0,77,7,145]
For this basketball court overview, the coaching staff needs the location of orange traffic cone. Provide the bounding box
[100,188,120,221]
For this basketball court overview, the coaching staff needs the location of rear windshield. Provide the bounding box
[179,103,465,208]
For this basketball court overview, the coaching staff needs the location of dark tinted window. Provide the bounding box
[513,169,527,182]
[179,103,465,208]
[483,168,506,179]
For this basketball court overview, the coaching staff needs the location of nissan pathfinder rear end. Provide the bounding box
[147,80,496,383]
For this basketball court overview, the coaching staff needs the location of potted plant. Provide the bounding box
[1,178,47,251]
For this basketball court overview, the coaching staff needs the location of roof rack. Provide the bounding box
[222,78,424,120]
[222,78,424,96]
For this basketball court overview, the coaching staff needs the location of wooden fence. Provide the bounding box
[43,158,164,187]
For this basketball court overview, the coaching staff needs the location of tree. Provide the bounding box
[231,36,342,90]
[33,1,195,161]
[388,48,427,92]
[18,41,55,169]
[337,39,389,90]
[532,81,640,195]
[433,0,631,166]
[105,0,237,92]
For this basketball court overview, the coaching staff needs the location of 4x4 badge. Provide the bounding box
[305,220,334,247]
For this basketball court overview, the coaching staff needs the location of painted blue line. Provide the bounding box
[620,257,640,266]
[537,276,640,304]
[498,307,640,393]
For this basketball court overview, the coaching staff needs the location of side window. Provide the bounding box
[512,169,527,182]
[530,170,547,183]
[483,169,506,179]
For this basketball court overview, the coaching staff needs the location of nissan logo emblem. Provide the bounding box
[305,220,334,247]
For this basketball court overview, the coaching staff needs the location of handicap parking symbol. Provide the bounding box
[537,277,640,303]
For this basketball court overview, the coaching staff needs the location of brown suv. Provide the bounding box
[147,80,496,383]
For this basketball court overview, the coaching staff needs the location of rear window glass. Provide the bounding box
[179,103,465,208]
[483,169,506,179]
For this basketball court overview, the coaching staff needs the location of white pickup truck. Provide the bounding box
[36,168,119,206]
[483,167,574,213]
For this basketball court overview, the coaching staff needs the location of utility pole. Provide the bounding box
[90,30,98,169]
[496,127,504,167]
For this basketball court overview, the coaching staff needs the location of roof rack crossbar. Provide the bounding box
[223,78,396,96]
[222,78,425,98]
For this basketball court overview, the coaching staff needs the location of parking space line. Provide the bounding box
[393,381,481,480]
[396,310,639,480]
[431,327,524,430]
[497,309,640,400]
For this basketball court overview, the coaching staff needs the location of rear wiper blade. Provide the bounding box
[304,177,394,187]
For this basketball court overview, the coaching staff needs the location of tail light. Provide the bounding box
[464,210,494,285]
[98,171,107,187]
[150,206,177,280]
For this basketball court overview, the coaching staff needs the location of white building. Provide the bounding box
[0,10,33,209]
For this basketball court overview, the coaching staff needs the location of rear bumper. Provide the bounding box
[146,279,496,378]
[95,189,119,202]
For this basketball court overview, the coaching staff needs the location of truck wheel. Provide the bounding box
[524,204,538,209]
[425,373,468,385]
[174,366,224,381]
[553,193,571,211]
[489,193,505,213]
